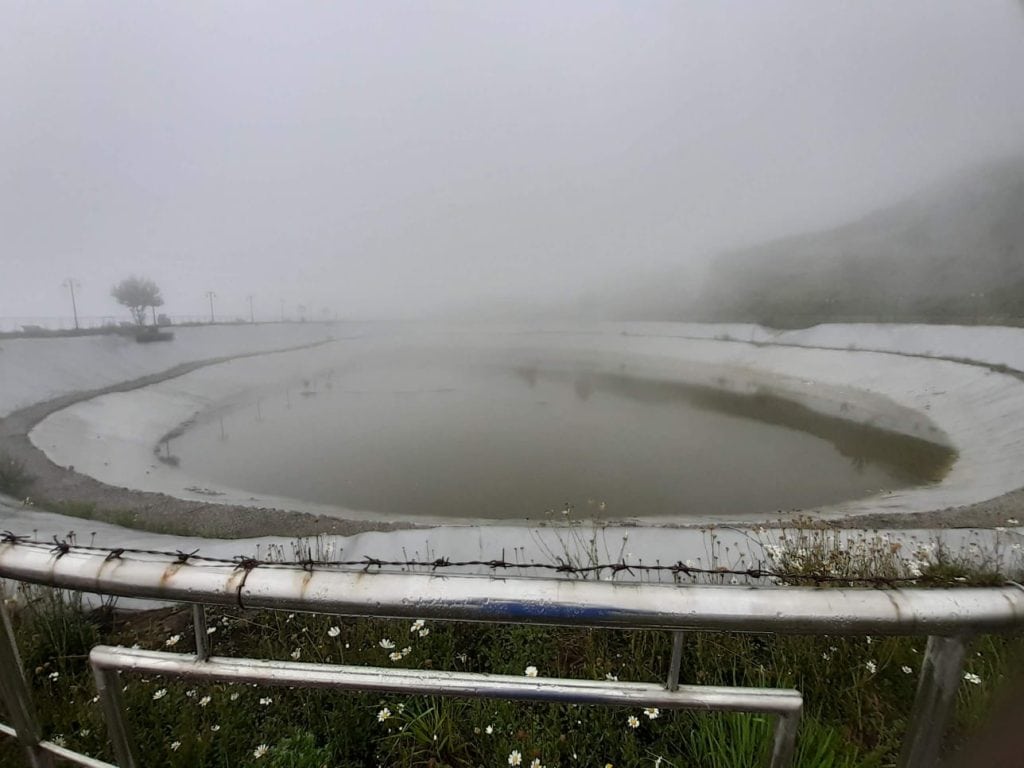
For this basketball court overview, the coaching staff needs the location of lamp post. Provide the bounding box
[247,294,255,324]
[62,279,81,330]
[206,291,216,324]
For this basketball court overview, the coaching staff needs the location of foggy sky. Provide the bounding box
[3,2,1024,323]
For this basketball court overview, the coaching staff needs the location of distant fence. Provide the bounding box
[0,315,224,334]
[0,316,326,335]
[0,539,1022,767]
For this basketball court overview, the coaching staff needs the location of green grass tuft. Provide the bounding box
[0,452,35,497]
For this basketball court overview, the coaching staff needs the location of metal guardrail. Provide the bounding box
[89,646,804,768]
[0,541,1022,767]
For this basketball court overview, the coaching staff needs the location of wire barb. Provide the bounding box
[175,549,200,564]
[0,535,974,588]
[49,536,71,559]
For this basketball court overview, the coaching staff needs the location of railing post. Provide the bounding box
[666,631,684,691]
[897,634,968,768]
[91,665,139,768]
[769,709,800,768]
[662,630,800,767]
[192,605,211,661]
[0,602,54,768]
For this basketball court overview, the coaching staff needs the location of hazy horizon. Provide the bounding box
[3,2,1024,324]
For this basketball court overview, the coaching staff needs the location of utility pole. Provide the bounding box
[206,291,216,324]
[247,294,255,324]
[62,279,80,330]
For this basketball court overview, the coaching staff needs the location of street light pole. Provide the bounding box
[247,294,255,324]
[206,291,216,324]
[62,279,80,330]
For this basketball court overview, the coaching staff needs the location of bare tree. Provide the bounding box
[111,276,164,326]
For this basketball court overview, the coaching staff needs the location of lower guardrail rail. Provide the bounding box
[0,540,1022,767]
[88,646,803,768]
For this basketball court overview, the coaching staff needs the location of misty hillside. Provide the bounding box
[606,157,1024,327]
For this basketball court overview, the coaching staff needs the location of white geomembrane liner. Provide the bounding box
[3,322,1024,566]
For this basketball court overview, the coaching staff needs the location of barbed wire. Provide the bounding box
[0,531,996,588]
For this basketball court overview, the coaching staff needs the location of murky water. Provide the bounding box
[167,353,954,520]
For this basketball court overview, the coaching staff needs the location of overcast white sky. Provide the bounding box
[3,2,1024,323]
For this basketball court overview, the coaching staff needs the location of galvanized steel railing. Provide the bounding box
[0,540,1022,768]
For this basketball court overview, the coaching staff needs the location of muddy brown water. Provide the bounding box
[166,355,954,521]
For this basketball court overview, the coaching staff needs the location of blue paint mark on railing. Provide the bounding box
[482,601,624,622]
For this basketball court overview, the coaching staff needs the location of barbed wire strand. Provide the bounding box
[0,531,994,589]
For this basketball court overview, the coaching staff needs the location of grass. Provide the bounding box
[0,529,1022,767]
[0,451,35,498]
[4,600,1022,767]
[38,499,100,520]
[32,499,198,536]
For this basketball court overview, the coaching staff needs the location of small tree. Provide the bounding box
[111,276,164,326]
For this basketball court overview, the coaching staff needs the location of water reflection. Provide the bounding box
[562,372,955,483]
[169,359,954,520]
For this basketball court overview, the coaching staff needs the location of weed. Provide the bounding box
[0,529,1021,766]
[262,731,333,768]
[15,586,99,674]
[0,452,35,497]
[41,499,98,519]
